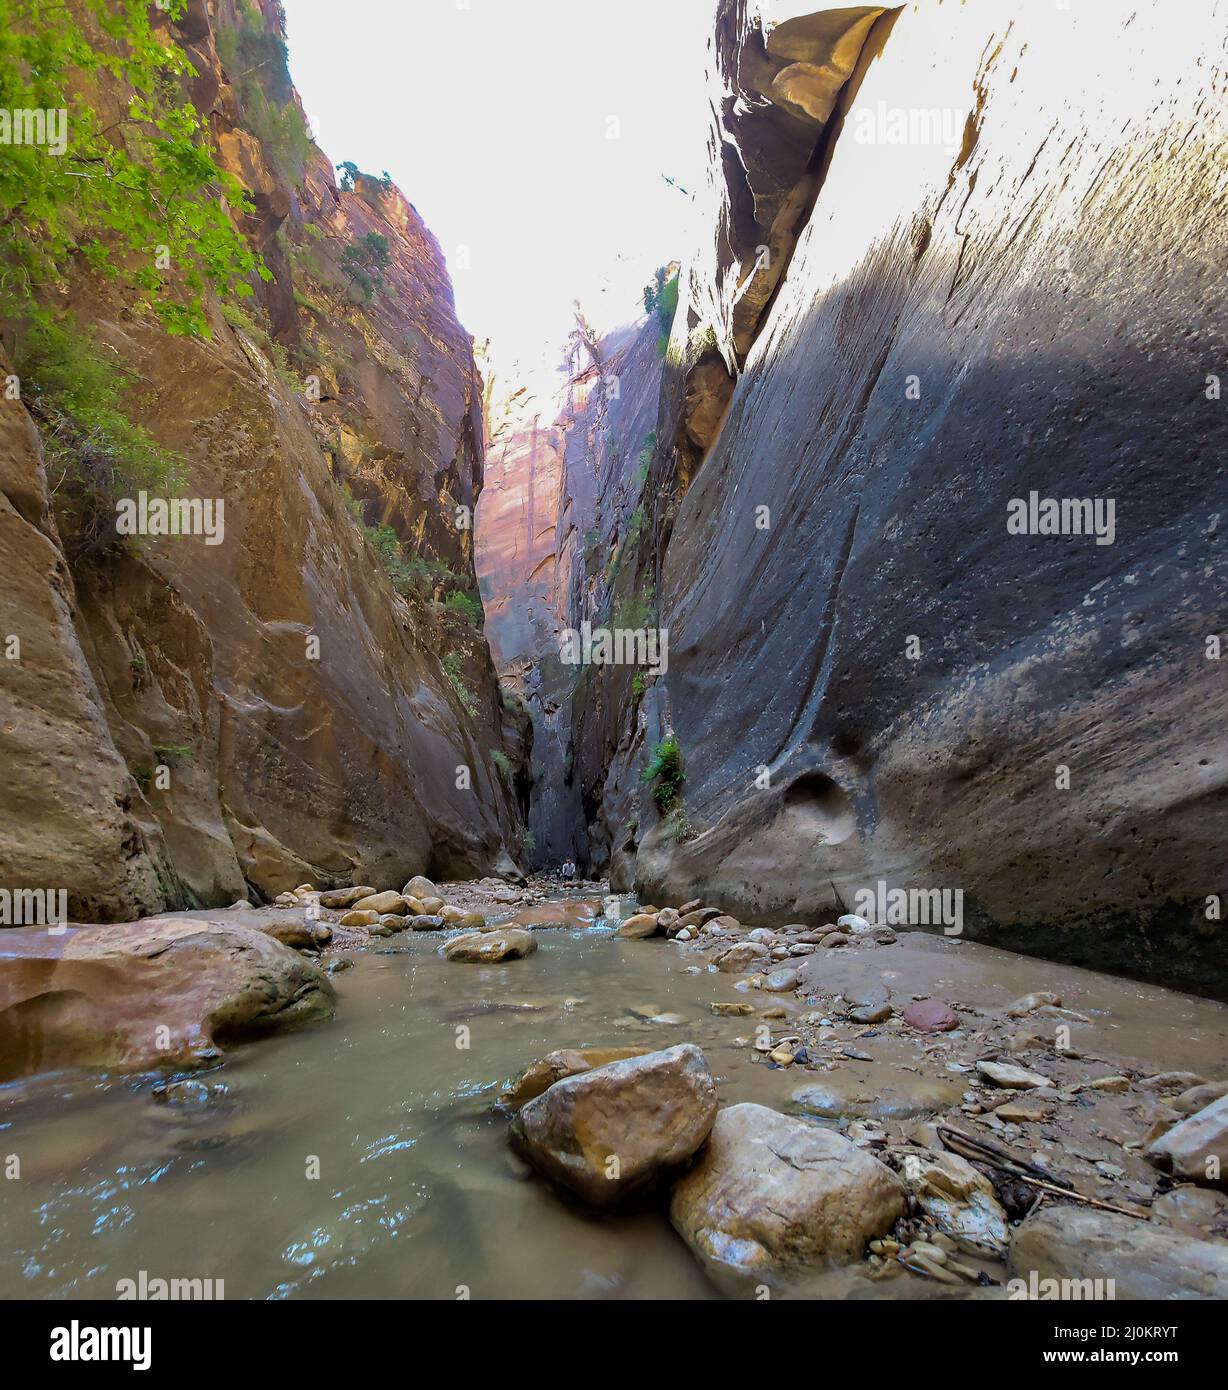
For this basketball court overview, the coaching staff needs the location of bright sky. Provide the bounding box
[281,0,715,400]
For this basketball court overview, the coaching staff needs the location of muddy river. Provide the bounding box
[2,892,1226,1299]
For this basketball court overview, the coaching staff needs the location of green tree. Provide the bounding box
[340,231,392,303]
[0,0,268,337]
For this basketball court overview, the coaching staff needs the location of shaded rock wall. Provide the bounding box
[0,0,524,918]
[634,0,1228,995]
[535,0,1227,996]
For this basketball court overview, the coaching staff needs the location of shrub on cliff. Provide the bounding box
[641,735,684,813]
[442,590,484,631]
[340,233,392,304]
[14,316,183,554]
[643,268,680,353]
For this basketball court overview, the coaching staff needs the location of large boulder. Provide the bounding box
[670,1103,906,1293]
[1008,1207,1228,1299]
[1147,1093,1228,1184]
[499,1046,651,1108]
[510,1044,717,1206]
[615,913,661,940]
[443,929,537,963]
[0,917,335,1081]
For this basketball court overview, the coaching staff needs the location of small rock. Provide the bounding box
[403,875,440,901]
[1005,991,1062,1017]
[763,968,800,993]
[1147,1093,1228,1185]
[976,1060,1055,1090]
[902,999,959,1032]
[1173,1080,1228,1115]
[339,910,380,928]
[411,914,445,931]
[352,891,409,915]
[1138,1071,1208,1094]
[716,941,770,973]
[849,1003,893,1024]
[443,929,537,962]
[1089,1074,1131,1093]
[318,885,379,909]
[820,932,849,949]
[710,1002,754,1017]
[836,914,871,933]
[615,913,660,940]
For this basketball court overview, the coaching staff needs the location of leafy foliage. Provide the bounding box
[340,232,392,304]
[442,589,483,630]
[0,0,267,337]
[640,734,684,813]
[217,0,312,184]
[643,267,680,353]
[14,314,183,552]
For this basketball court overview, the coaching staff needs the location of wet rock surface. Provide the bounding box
[510,1043,718,1207]
[670,1102,906,1293]
[1009,1207,1228,1300]
[0,916,334,1080]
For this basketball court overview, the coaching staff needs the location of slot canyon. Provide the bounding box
[0,0,1226,1322]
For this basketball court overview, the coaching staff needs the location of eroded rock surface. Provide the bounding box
[1009,1207,1228,1300]
[0,917,334,1080]
[670,1102,905,1293]
[510,1043,717,1206]
[0,0,524,920]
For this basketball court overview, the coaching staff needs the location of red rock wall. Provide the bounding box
[0,0,525,917]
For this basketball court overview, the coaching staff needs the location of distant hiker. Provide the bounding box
[561,859,576,880]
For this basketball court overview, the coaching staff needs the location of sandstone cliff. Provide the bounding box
[0,0,524,919]
[526,0,1228,995]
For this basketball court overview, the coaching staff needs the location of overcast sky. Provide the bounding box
[281,0,714,399]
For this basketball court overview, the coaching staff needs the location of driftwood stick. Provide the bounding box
[937,1124,1146,1220]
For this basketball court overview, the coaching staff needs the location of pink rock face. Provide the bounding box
[0,917,335,1081]
[902,999,959,1032]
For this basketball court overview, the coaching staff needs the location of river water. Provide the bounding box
[0,900,737,1300]
[3,892,1227,1300]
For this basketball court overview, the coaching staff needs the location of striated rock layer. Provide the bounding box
[547,0,1228,996]
[0,0,525,920]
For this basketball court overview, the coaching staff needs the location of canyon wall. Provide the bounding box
[0,0,524,920]
[559,0,1228,995]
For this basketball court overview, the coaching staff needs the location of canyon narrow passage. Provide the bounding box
[0,0,1226,1322]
